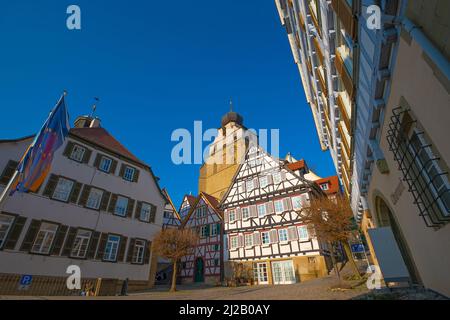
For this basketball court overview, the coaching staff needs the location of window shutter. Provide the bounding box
[249,205,257,218]
[110,160,118,175]
[281,171,286,181]
[205,224,210,237]
[78,185,92,207]
[108,194,118,213]
[93,154,102,169]
[61,227,78,256]
[287,226,298,241]
[82,148,92,164]
[224,210,229,223]
[254,177,259,188]
[0,160,19,185]
[144,241,152,264]
[238,234,244,247]
[96,233,108,260]
[126,238,135,263]
[265,201,274,214]
[117,236,128,262]
[216,223,221,235]
[19,220,41,252]
[126,199,135,218]
[149,204,157,223]
[100,191,111,211]
[253,232,261,246]
[42,174,59,198]
[135,201,142,219]
[87,231,100,259]
[3,216,27,250]
[69,182,83,204]
[63,141,75,158]
[283,198,292,211]
[236,207,242,220]
[267,174,273,185]
[51,225,68,255]
[119,164,125,178]
[132,169,140,183]
[240,182,246,193]
[269,229,278,243]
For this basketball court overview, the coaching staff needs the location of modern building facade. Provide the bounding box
[276,0,450,296]
[0,115,166,294]
[179,192,223,285]
[220,145,331,285]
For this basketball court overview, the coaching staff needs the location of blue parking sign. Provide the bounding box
[19,275,33,289]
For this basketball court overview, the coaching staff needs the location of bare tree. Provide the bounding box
[299,195,361,281]
[153,228,199,292]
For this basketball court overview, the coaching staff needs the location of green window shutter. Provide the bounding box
[108,194,118,213]
[144,241,151,264]
[216,223,221,235]
[96,233,109,260]
[135,201,142,219]
[82,148,92,164]
[78,185,92,207]
[126,199,135,218]
[149,204,157,223]
[20,220,41,252]
[63,141,75,158]
[51,225,68,255]
[42,174,59,198]
[69,182,83,203]
[117,236,128,262]
[3,216,27,250]
[86,231,100,259]
[93,154,102,169]
[110,160,118,175]
[100,191,111,211]
[0,160,19,185]
[61,227,78,256]
[205,224,210,236]
[126,238,135,263]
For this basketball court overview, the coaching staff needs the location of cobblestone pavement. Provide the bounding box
[0,275,371,300]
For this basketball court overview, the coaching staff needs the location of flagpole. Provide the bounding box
[0,170,19,210]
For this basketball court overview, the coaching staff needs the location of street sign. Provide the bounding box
[351,243,365,253]
[18,274,33,290]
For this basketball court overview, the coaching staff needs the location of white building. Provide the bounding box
[0,115,166,294]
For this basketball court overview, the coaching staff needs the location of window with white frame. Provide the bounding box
[196,206,206,218]
[70,229,92,258]
[278,229,288,242]
[114,196,129,216]
[52,177,74,202]
[228,209,236,222]
[103,235,120,261]
[244,233,253,247]
[86,188,103,210]
[272,172,282,184]
[298,226,309,241]
[257,204,266,217]
[123,166,135,181]
[0,214,15,248]
[274,199,284,213]
[230,236,238,249]
[246,179,255,191]
[31,222,58,254]
[291,196,302,210]
[200,225,209,238]
[261,232,270,245]
[260,176,269,188]
[210,223,219,236]
[242,207,250,219]
[140,203,152,221]
[70,145,85,162]
[320,183,329,191]
[99,156,112,173]
[132,239,146,264]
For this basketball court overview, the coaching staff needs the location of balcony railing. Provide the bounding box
[331,0,357,39]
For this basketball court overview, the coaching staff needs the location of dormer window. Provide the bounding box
[70,145,86,162]
[320,183,329,191]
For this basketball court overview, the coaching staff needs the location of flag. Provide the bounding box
[12,94,70,194]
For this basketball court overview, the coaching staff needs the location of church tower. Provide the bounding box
[198,102,256,201]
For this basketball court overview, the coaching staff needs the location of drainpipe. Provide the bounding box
[402,18,450,81]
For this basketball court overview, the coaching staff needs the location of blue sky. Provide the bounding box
[0,0,336,206]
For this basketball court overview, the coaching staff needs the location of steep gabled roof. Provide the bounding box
[181,192,223,227]
[287,159,306,171]
[161,188,182,221]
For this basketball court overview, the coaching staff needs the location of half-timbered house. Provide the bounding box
[179,192,223,284]
[220,145,332,285]
[161,189,181,229]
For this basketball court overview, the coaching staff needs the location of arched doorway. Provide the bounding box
[194,257,204,282]
[374,196,421,284]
